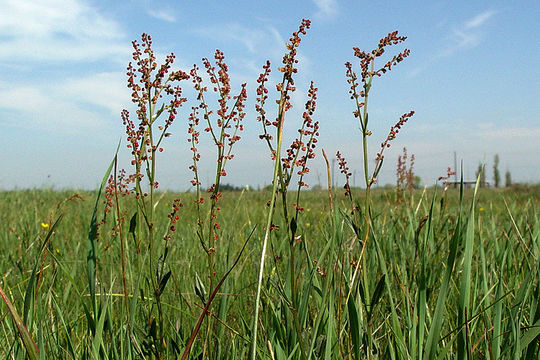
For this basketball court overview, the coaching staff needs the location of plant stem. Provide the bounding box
[251,104,285,360]
[113,156,129,316]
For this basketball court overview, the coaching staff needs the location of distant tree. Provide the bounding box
[505,170,512,187]
[414,175,422,189]
[493,154,500,187]
[215,183,242,191]
[476,163,486,187]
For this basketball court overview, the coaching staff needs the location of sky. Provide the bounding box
[1,0,539,191]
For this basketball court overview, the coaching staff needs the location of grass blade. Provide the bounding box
[87,142,120,323]
[347,292,361,360]
[457,176,479,359]
[0,285,40,360]
[424,181,465,359]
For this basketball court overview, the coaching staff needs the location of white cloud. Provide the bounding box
[191,23,301,90]
[0,83,108,130]
[0,0,131,131]
[0,72,129,131]
[0,0,128,62]
[408,9,496,77]
[58,72,130,115]
[148,9,176,23]
[193,22,313,77]
[465,10,496,29]
[313,0,338,19]
[444,10,496,55]
[194,23,269,54]
[269,26,285,47]
[447,28,481,52]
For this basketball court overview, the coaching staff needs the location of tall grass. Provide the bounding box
[1,19,539,359]
[1,186,539,358]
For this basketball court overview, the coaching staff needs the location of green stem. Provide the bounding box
[251,89,287,360]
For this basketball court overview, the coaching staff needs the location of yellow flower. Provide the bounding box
[479,207,485,212]
[41,222,50,230]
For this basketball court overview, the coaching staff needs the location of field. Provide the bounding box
[1,186,539,359]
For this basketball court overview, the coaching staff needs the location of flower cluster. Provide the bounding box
[256,61,272,144]
[188,50,247,192]
[258,18,311,144]
[123,33,189,198]
[336,151,352,197]
[337,151,352,178]
[279,19,311,82]
[352,31,409,80]
[127,34,189,114]
[201,50,248,145]
[166,198,183,235]
[313,259,327,278]
[281,82,320,188]
[104,169,134,210]
[342,31,414,193]
[187,49,247,253]
[396,147,416,194]
[369,111,415,186]
[438,167,457,191]
[102,169,135,226]
[99,168,137,246]
[377,111,415,157]
[344,30,410,139]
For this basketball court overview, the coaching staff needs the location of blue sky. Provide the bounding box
[1,0,539,190]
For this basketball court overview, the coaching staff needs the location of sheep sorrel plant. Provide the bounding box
[343,31,413,211]
[188,50,247,287]
[333,31,414,358]
[183,49,248,359]
[396,147,417,203]
[252,19,324,359]
[97,33,191,357]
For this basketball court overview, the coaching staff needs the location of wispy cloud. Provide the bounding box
[443,28,481,55]
[408,9,496,78]
[58,72,129,115]
[0,71,128,131]
[148,9,176,23]
[313,0,338,19]
[0,0,128,63]
[444,10,496,55]
[465,10,497,29]
[0,82,108,131]
[193,23,269,54]
[439,11,494,58]
[0,0,131,133]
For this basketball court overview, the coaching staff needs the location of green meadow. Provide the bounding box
[1,186,539,358]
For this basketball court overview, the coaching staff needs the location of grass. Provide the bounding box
[0,186,538,358]
[1,19,539,359]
